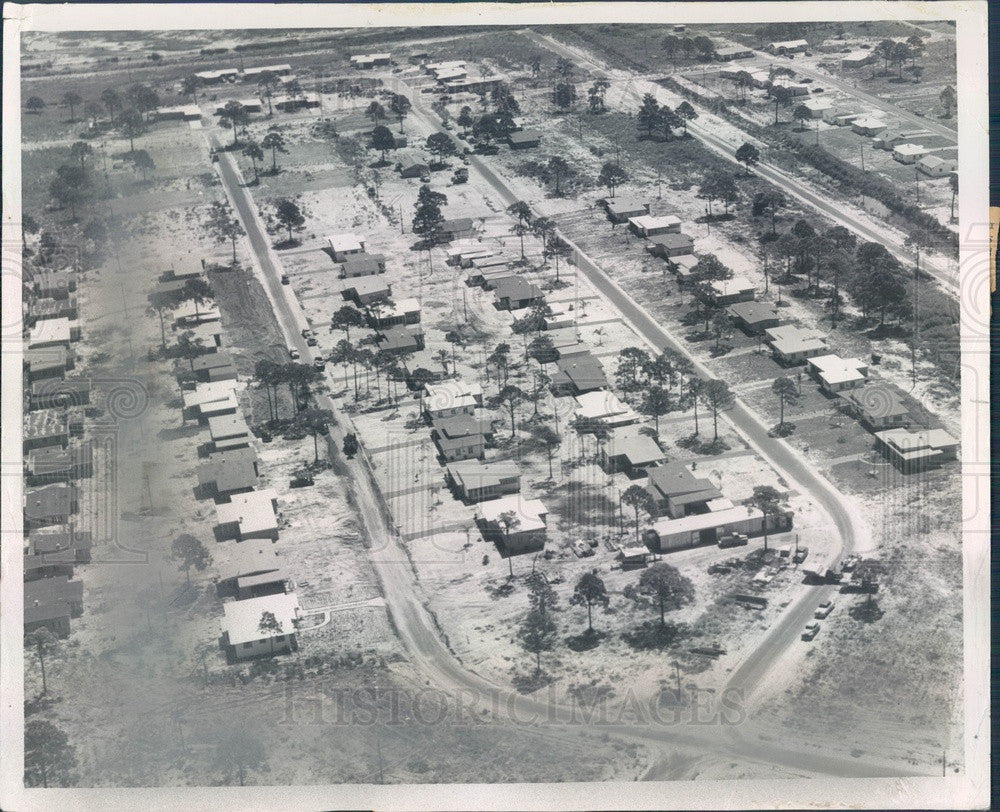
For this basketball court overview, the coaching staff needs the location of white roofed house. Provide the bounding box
[703,276,755,307]
[574,390,640,429]
[220,592,301,660]
[327,233,366,262]
[628,214,681,238]
[215,489,280,542]
[917,155,957,177]
[841,50,874,68]
[446,459,521,503]
[873,427,959,473]
[802,97,833,117]
[806,354,868,393]
[851,116,888,136]
[477,494,548,556]
[370,297,421,328]
[152,104,203,122]
[766,38,809,55]
[599,428,666,478]
[422,380,483,420]
[892,143,929,164]
[765,324,828,365]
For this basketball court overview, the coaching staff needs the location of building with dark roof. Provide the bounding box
[494,277,544,311]
[550,352,608,396]
[24,484,80,529]
[646,462,722,519]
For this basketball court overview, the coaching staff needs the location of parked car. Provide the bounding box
[288,347,300,359]
[572,540,594,558]
[708,563,731,575]
[801,622,820,641]
[306,336,318,346]
[718,532,749,549]
[313,357,326,370]
[814,600,834,619]
[793,546,809,564]
[281,274,290,284]
[841,554,860,572]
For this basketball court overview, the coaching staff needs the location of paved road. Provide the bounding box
[524,32,958,294]
[211,125,926,780]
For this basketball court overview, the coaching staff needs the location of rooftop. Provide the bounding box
[448,459,521,491]
[494,277,544,300]
[217,542,282,583]
[342,253,385,272]
[424,380,482,412]
[182,380,239,410]
[605,430,665,466]
[727,301,783,325]
[191,351,236,372]
[508,130,542,144]
[840,384,909,419]
[894,143,929,156]
[198,454,259,493]
[555,353,608,389]
[433,413,491,439]
[327,233,365,253]
[28,317,74,347]
[875,427,958,454]
[629,214,681,231]
[651,504,764,535]
[853,116,888,129]
[222,592,300,645]
[216,489,279,536]
[345,274,391,296]
[574,390,639,423]
[207,412,251,441]
[479,494,547,532]
[709,276,755,296]
[647,461,721,500]
[605,197,650,214]
[24,484,78,519]
[648,232,694,248]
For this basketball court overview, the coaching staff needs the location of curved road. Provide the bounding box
[209,128,925,780]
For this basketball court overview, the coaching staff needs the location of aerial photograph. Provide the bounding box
[11,12,977,800]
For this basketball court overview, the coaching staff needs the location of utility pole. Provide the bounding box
[657,167,662,200]
[399,202,404,234]
[376,734,385,784]
[672,660,683,702]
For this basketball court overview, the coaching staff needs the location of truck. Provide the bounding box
[718,532,749,549]
[452,167,469,184]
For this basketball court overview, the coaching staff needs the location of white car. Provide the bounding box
[288,347,300,360]
[801,621,820,641]
[814,600,834,619]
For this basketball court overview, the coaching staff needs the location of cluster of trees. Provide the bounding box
[202,200,245,265]
[636,93,698,141]
[871,35,926,81]
[462,82,522,147]
[146,275,216,350]
[661,34,718,64]
[242,126,288,181]
[329,302,415,404]
[515,154,579,198]
[253,358,325,421]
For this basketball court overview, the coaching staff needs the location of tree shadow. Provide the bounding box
[566,628,605,652]
[848,598,885,623]
[622,620,687,651]
[511,669,554,694]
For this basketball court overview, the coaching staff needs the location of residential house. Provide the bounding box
[182,380,240,422]
[342,274,391,306]
[27,296,79,327]
[444,74,505,95]
[24,346,71,383]
[173,298,221,326]
[629,214,681,237]
[841,50,874,68]
[703,276,755,306]
[30,526,93,564]
[917,155,957,177]
[23,408,70,452]
[207,412,253,452]
[602,197,650,224]
[771,77,810,96]
[873,427,959,473]
[194,68,239,84]
[396,153,430,179]
[34,270,76,300]
[494,277,544,311]
[27,317,80,349]
[550,352,608,396]
[425,60,466,78]
[646,461,722,518]
[273,92,320,111]
[214,99,264,115]
[872,129,931,150]
[667,254,700,282]
[26,442,94,485]
[828,111,861,127]
[185,321,224,353]
[29,378,91,411]
[377,325,425,355]
[647,232,695,259]
[24,483,79,529]
[440,217,476,241]
[215,488,280,542]
[25,577,84,634]
[599,429,666,477]
[350,53,392,68]
[446,459,521,502]
[191,351,238,383]
[480,270,519,291]
[727,301,786,334]
[432,413,491,461]
[216,543,289,599]
[508,130,541,149]
[327,233,366,262]
[574,390,640,428]
[242,63,292,78]
[839,384,910,430]
[547,329,590,360]
[422,380,483,420]
[23,549,77,583]
[765,324,828,365]
[152,104,203,121]
[221,592,301,660]
[807,354,869,393]
[197,448,260,500]
[645,502,791,552]
[851,116,889,136]
[715,45,754,60]
[892,143,929,164]
[371,297,421,328]
[802,97,833,117]
[541,301,575,331]
[478,494,548,555]
[408,52,430,65]
[766,38,809,55]
[340,253,387,278]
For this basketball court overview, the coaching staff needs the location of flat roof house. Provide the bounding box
[432,413,490,462]
[851,116,889,136]
[27,317,80,349]
[440,217,476,242]
[645,503,783,553]
[242,63,293,78]
[542,301,575,331]
[377,325,425,355]
[446,459,521,503]
[327,233,366,262]
[216,543,288,599]
[841,50,874,68]
[221,592,301,660]
[767,38,809,54]
[478,494,548,556]
[704,276,755,306]
[839,384,910,431]
[550,352,608,397]
[494,277,545,311]
[422,380,483,419]
[24,346,71,384]
[508,130,542,150]
[27,296,79,327]
[340,253,387,278]
[214,98,264,115]
[806,354,868,393]
[24,483,80,529]
[629,214,681,237]
[873,427,959,473]
[771,77,810,96]
[371,297,421,328]
[917,155,956,177]
[600,429,666,478]
[574,390,640,429]
[29,377,92,411]
[892,143,929,164]
[26,443,94,486]
[765,324,828,365]
[195,68,239,84]
[30,525,93,564]
[23,408,70,453]
[207,412,252,452]
[716,45,754,60]
[215,488,280,542]
[802,97,833,117]
[727,301,786,334]
[34,270,76,299]
[152,104,203,122]
[342,274,391,306]
[183,381,240,423]
[197,450,260,500]
[646,461,722,519]
[647,232,695,259]
[602,197,650,224]
[191,351,238,383]
[273,92,320,111]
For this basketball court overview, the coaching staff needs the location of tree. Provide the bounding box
[630,562,695,628]
[752,189,786,235]
[735,141,760,175]
[853,558,885,610]
[851,242,906,325]
[25,719,76,788]
[570,571,610,632]
[175,329,206,371]
[70,140,93,172]
[212,727,268,786]
[699,378,735,442]
[588,78,610,113]
[22,212,39,249]
[548,155,570,196]
[621,484,655,544]
[939,85,956,118]
[171,533,211,585]
[330,340,360,400]
[749,484,785,551]
[700,169,738,219]
[771,376,799,430]
[637,93,661,138]
[365,100,386,124]
[656,106,682,141]
[531,215,556,259]
[49,164,90,220]
[389,93,412,132]
[472,113,500,145]
[127,83,160,122]
[256,71,279,115]
[598,161,628,198]
[793,103,811,131]
[25,627,60,696]
[369,124,396,164]
[686,375,704,435]
[181,75,201,101]
[101,87,122,123]
[674,100,697,135]
[25,96,46,114]
[554,81,577,110]
[769,85,792,125]
[131,148,156,180]
[507,200,533,259]
[115,106,144,153]
[243,139,264,183]
[425,131,456,166]
[342,432,359,458]
[497,510,521,577]
[457,105,474,134]
[532,423,562,479]
[526,571,560,617]
[518,608,557,674]
[298,407,334,463]
[274,198,306,244]
[874,38,895,74]
[331,304,365,341]
[218,101,248,148]
[62,91,82,121]
[890,41,911,80]
[84,101,104,127]
[491,384,525,436]
[412,183,446,245]
[488,342,512,387]
[615,346,650,393]
[204,200,245,264]
[948,170,958,222]
[147,285,184,351]
[261,129,288,173]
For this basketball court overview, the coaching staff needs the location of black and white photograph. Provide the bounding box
[0,2,989,809]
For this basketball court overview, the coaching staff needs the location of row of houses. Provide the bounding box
[815,113,959,176]
[22,257,91,639]
[193,64,293,85]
